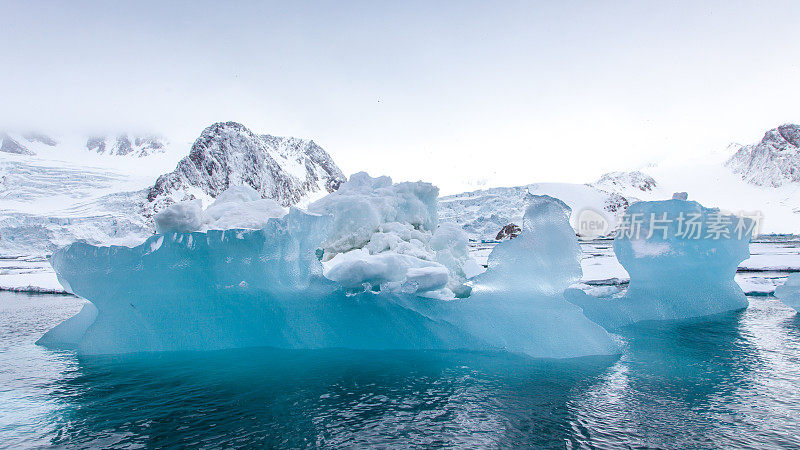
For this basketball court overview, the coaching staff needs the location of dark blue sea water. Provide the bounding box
[3,291,800,448]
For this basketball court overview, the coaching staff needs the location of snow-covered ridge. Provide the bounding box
[441,123,800,241]
[727,123,800,187]
[86,134,167,157]
[1,131,167,158]
[0,132,56,155]
[146,122,345,212]
[592,170,656,193]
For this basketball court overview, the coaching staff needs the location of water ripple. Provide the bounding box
[3,292,800,448]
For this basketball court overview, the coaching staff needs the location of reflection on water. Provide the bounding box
[2,291,800,448]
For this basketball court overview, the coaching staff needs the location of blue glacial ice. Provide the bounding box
[424,195,619,358]
[39,175,618,358]
[566,199,753,330]
[775,273,800,312]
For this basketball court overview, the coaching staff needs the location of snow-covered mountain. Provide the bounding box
[1,132,167,158]
[0,123,346,256]
[146,122,345,213]
[86,134,167,157]
[727,124,800,187]
[0,133,57,155]
[592,170,657,193]
[2,121,798,256]
[441,125,800,241]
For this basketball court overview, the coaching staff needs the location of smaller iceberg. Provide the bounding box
[775,274,800,312]
[567,199,753,330]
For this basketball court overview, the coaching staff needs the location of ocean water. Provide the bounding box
[2,291,800,448]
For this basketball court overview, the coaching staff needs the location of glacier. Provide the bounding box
[775,273,800,312]
[38,178,619,359]
[566,199,753,330]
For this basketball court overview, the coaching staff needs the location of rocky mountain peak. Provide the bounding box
[146,121,346,211]
[0,134,34,155]
[726,123,800,187]
[762,124,800,148]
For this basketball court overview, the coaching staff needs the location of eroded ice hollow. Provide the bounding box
[566,199,754,330]
[38,174,618,358]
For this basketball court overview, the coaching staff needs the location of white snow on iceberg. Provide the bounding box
[309,172,473,299]
[155,185,287,233]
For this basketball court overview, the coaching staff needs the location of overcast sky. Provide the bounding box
[2,1,799,193]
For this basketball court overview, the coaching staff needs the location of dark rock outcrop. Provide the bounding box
[496,223,521,240]
[87,134,166,157]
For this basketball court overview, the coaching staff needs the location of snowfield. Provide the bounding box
[0,134,183,256]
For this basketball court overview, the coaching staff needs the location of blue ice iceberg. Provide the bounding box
[775,273,800,312]
[40,208,333,354]
[39,183,618,358]
[426,195,619,358]
[567,199,753,330]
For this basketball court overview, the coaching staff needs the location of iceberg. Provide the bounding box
[775,273,800,312]
[39,180,618,359]
[567,199,753,330]
[425,195,619,358]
